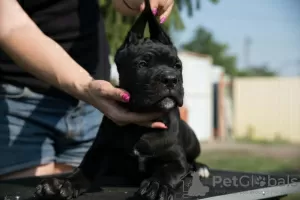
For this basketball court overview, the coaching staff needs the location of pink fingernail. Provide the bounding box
[160,17,166,24]
[152,8,157,15]
[121,93,130,102]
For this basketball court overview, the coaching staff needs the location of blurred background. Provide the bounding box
[106,1,300,198]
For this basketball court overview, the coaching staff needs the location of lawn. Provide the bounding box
[196,150,300,200]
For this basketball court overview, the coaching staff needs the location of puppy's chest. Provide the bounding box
[132,137,179,173]
[137,155,148,172]
[132,152,157,173]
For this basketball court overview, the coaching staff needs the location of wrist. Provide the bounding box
[71,77,110,116]
[63,72,94,104]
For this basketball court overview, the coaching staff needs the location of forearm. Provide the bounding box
[0,25,93,103]
[0,0,93,104]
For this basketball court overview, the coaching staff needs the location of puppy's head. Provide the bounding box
[114,4,184,112]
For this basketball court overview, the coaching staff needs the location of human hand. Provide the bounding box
[85,80,167,129]
[141,0,175,24]
[113,0,174,23]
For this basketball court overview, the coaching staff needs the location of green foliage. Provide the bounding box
[98,0,219,55]
[237,65,277,77]
[182,27,237,76]
[181,26,276,77]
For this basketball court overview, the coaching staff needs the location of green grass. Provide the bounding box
[235,136,291,146]
[197,151,300,172]
[196,150,300,200]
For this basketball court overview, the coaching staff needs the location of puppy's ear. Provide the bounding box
[144,0,173,45]
[115,8,148,66]
[120,12,147,48]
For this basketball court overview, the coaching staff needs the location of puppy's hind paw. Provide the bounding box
[196,163,210,178]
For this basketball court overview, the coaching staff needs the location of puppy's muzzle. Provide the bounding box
[158,71,179,89]
[161,73,178,88]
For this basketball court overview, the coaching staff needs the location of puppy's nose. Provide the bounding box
[162,74,178,87]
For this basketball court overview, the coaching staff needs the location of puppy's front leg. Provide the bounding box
[34,122,108,199]
[34,168,90,200]
[136,146,188,200]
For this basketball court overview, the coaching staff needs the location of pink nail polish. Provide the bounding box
[160,17,166,24]
[152,8,157,15]
[121,93,130,102]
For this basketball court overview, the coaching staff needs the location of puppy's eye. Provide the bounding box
[138,61,147,68]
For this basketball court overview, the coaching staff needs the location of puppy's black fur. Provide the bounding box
[34,1,208,200]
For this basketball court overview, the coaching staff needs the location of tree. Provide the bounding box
[182,27,237,76]
[99,0,219,55]
[237,65,277,77]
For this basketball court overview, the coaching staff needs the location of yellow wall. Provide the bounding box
[233,77,300,143]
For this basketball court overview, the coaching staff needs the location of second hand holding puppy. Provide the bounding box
[85,79,167,129]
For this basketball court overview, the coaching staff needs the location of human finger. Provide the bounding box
[158,0,174,23]
[137,121,168,129]
[149,0,159,15]
[124,111,163,124]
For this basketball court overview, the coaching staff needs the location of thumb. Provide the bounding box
[90,80,130,102]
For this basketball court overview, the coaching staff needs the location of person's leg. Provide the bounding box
[0,83,57,180]
[54,163,74,174]
[0,163,55,180]
[54,100,103,173]
[0,83,83,180]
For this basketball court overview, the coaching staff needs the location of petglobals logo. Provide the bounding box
[175,171,211,199]
[187,171,210,197]
[212,175,299,188]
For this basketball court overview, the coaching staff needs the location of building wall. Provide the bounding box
[178,51,214,141]
[233,77,300,143]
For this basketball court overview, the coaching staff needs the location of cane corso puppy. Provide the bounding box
[34,1,209,199]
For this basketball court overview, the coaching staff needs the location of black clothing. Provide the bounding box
[0,0,111,103]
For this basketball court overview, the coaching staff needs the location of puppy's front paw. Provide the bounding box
[136,178,174,200]
[34,178,79,200]
[197,163,210,178]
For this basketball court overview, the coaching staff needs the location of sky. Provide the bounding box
[171,0,300,76]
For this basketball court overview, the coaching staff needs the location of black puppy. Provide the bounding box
[34,1,209,199]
